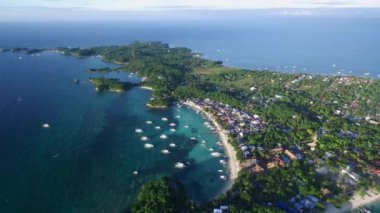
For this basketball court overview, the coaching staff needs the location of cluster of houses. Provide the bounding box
[191,99,265,139]
[368,160,380,176]
[277,195,321,212]
[285,74,310,88]
[190,99,305,175]
[191,98,268,161]
[242,147,304,174]
[334,76,369,86]
[289,195,320,212]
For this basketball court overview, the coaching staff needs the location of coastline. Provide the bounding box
[140,86,154,91]
[183,100,241,185]
[325,190,380,213]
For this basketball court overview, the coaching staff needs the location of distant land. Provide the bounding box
[6,42,379,212]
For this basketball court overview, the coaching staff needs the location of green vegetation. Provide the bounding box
[57,42,221,107]
[132,177,196,213]
[133,177,284,213]
[50,42,380,211]
[87,67,115,73]
[89,77,138,92]
[9,48,45,54]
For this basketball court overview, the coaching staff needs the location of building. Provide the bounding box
[270,147,283,154]
[284,150,297,161]
[252,164,265,173]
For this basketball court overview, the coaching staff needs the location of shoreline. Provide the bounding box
[325,190,380,212]
[183,100,241,186]
[139,86,154,91]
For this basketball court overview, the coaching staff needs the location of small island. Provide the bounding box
[89,77,139,93]
[87,67,116,73]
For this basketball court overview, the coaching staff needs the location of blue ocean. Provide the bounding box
[1,18,379,77]
[0,18,379,212]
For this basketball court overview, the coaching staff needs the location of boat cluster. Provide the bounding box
[134,116,185,169]
[133,107,228,179]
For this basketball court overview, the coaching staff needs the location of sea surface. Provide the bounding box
[370,202,380,212]
[0,18,379,77]
[0,52,228,212]
[0,18,380,212]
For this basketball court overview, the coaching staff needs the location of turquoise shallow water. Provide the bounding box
[0,52,228,212]
[370,202,380,212]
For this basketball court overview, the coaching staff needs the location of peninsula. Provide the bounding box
[12,42,380,212]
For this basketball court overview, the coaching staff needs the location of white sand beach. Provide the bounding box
[183,100,241,182]
[140,86,154,91]
[325,190,380,212]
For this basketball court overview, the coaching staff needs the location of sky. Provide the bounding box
[1,0,380,10]
[0,0,380,21]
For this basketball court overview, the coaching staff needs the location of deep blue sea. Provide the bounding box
[0,18,379,77]
[0,18,379,212]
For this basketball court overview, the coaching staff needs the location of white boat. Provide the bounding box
[218,170,223,173]
[169,123,176,127]
[160,134,168,139]
[190,137,196,140]
[216,141,222,146]
[204,122,210,125]
[169,143,177,148]
[42,123,50,128]
[154,126,161,130]
[146,120,152,125]
[141,136,149,141]
[211,152,222,157]
[161,149,170,154]
[170,128,176,132]
[175,162,185,169]
[209,148,214,152]
[219,159,227,165]
[184,125,189,128]
[201,140,206,143]
[220,175,227,180]
[364,73,370,76]
[133,171,138,175]
[135,128,143,133]
[175,115,181,119]
[201,143,207,147]
[144,143,154,149]
[161,117,168,121]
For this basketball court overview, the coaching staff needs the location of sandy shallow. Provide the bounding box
[183,100,241,183]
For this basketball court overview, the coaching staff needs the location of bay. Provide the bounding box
[0,52,228,212]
